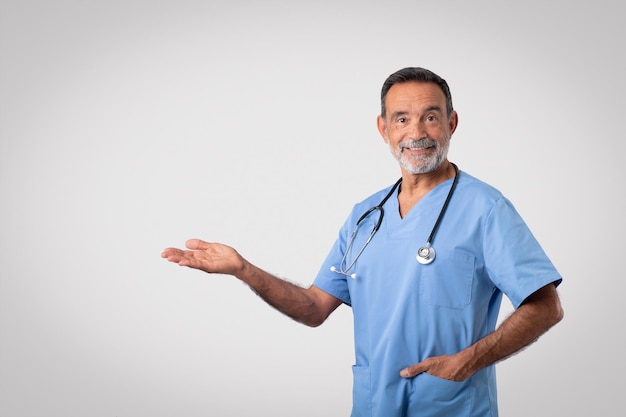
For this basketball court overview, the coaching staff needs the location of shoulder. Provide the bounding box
[353,180,401,210]
[455,170,507,207]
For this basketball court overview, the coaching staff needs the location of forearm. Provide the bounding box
[162,239,339,326]
[235,260,330,327]
[459,284,563,377]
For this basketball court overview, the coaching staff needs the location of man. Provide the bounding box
[161,67,563,417]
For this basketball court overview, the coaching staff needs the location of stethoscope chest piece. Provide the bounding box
[416,244,435,265]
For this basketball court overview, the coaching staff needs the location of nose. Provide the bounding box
[407,119,426,139]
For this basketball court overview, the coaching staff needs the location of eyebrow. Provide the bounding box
[389,105,443,120]
[389,110,409,119]
[423,105,444,114]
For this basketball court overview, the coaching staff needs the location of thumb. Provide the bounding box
[185,238,210,250]
[400,364,423,379]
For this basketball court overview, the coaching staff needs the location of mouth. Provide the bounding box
[400,139,437,150]
[403,146,432,151]
[400,140,436,154]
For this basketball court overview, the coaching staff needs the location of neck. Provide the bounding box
[401,160,455,194]
[397,161,457,218]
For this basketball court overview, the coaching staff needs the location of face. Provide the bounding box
[377,81,458,175]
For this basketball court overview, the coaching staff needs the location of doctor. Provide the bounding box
[162,67,563,417]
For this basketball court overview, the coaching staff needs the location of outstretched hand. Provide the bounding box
[161,239,246,276]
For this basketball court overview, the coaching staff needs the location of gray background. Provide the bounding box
[1,0,623,416]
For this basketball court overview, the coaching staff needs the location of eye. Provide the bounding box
[424,114,443,125]
[395,117,407,124]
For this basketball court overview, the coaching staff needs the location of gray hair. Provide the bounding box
[380,67,454,119]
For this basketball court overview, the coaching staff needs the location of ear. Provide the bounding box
[448,111,459,136]
[377,115,389,143]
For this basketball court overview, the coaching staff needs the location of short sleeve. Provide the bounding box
[312,221,353,306]
[483,197,562,308]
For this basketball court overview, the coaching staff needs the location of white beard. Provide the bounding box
[390,136,450,174]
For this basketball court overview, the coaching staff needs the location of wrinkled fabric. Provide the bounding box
[313,170,561,417]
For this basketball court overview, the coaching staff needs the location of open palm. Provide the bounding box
[161,239,246,276]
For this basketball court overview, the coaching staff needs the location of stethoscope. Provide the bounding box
[330,163,459,278]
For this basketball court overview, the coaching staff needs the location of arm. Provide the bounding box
[400,282,563,380]
[161,239,343,327]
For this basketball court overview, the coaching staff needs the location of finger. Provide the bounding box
[161,248,182,258]
[400,364,424,378]
[185,238,210,250]
[161,249,186,264]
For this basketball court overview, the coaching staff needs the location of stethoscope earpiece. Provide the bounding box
[331,266,357,279]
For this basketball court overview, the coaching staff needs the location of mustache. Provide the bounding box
[399,138,438,149]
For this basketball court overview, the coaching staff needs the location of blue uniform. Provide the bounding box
[313,170,562,417]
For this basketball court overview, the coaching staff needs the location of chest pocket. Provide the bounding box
[420,251,474,310]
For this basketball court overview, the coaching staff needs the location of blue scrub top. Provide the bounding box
[313,170,562,417]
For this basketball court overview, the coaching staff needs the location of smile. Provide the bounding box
[399,138,438,151]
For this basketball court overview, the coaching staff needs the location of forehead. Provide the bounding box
[385,81,446,112]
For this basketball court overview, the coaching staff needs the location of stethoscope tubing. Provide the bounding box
[332,163,459,276]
